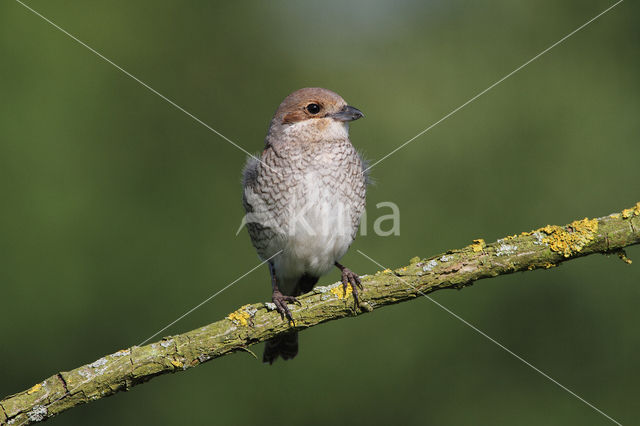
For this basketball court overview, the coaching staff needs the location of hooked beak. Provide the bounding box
[331,105,364,122]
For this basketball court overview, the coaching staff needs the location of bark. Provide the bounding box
[2,203,639,425]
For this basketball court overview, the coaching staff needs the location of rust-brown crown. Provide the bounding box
[273,87,363,125]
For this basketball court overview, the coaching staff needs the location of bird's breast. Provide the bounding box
[248,138,366,285]
[276,149,362,276]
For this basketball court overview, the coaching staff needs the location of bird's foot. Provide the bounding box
[340,267,363,307]
[272,290,299,324]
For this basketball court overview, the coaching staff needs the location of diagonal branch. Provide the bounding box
[2,203,639,425]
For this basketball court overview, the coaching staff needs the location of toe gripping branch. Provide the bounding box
[335,261,363,307]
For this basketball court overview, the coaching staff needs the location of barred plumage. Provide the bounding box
[241,88,367,363]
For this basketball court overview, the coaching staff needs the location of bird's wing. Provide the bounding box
[241,155,260,191]
[357,150,373,186]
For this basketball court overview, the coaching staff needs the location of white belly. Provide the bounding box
[273,172,356,293]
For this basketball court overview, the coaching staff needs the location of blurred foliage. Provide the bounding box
[0,1,638,424]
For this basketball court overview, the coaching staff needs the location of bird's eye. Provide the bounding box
[306,103,321,114]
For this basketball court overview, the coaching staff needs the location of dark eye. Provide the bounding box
[306,103,321,114]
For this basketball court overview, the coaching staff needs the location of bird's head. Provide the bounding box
[266,87,363,145]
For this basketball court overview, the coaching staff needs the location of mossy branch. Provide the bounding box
[2,203,640,425]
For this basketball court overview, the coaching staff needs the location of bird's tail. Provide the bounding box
[263,274,318,364]
[263,331,298,364]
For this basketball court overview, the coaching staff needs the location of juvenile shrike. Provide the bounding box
[242,87,367,364]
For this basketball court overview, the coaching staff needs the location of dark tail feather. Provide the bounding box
[298,274,319,294]
[263,331,298,364]
[263,275,317,365]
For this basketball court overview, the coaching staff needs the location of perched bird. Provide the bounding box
[242,87,367,364]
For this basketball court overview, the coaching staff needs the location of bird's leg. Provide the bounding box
[269,262,298,324]
[335,261,363,306]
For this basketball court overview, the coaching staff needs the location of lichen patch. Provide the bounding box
[330,284,352,299]
[89,358,107,369]
[422,260,438,272]
[226,305,255,327]
[27,405,47,422]
[617,250,633,265]
[538,218,598,257]
[532,231,546,245]
[621,202,640,219]
[496,243,518,256]
[26,384,42,395]
[471,239,486,253]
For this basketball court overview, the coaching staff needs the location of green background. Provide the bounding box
[1,1,638,424]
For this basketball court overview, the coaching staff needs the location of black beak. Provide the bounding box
[331,105,364,122]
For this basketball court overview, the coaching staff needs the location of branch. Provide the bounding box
[2,203,640,425]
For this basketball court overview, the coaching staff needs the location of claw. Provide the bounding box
[339,266,362,307]
[272,291,297,324]
[354,274,363,290]
[289,296,302,306]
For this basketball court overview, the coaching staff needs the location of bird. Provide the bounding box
[241,87,367,364]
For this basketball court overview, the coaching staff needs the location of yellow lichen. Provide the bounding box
[227,305,252,327]
[27,383,42,395]
[382,268,392,274]
[330,284,352,300]
[538,218,598,258]
[618,251,633,265]
[471,239,486,252]
[544,263,556,269]
[170,359,184,369]
[621,202,640,219]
